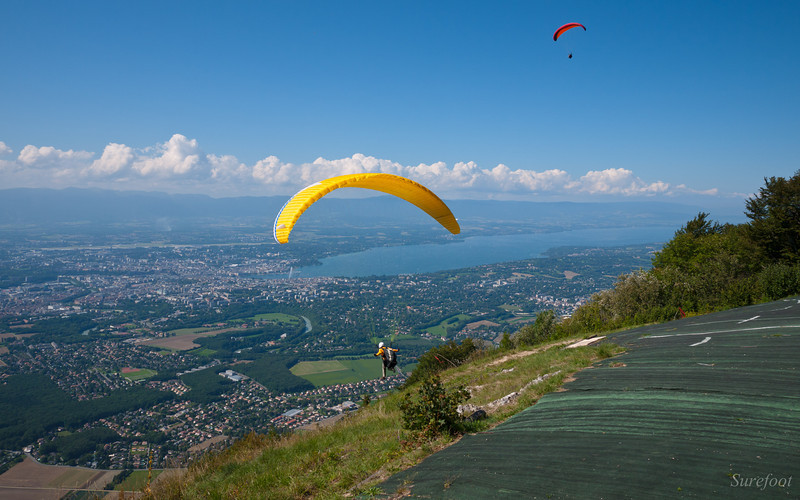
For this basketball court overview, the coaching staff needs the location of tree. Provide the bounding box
[679,211,722,237]
[745,171,800,263]
[652,212,723,271]
[512,310,557,346]
[651,214,762,311]
[561,172,800,334]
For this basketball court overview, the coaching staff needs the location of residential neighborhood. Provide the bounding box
[0,238,655,474]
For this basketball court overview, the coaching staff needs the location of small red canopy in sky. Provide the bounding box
[553,22,586,41]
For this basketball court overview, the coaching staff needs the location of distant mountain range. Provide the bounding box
[0,187,744,230]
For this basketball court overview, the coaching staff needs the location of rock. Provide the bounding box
[458,404,487,421]
[457,403,479,416]
[465,409,487,421]
[485,391,519,411]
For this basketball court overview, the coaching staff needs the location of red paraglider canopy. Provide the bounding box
[553,22,586,41]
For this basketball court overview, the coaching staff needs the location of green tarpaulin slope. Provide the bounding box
[378,297,800,498]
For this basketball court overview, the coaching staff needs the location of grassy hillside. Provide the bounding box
[144,336,620,499]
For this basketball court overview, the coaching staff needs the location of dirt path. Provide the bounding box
[487,339,575,367]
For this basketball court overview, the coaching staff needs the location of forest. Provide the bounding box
[0,373,173,450]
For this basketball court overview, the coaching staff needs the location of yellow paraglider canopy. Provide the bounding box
[273,173,460,243]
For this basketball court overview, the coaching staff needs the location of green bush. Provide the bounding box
[499,332,513,351]
[757,263,800,300]
[398,376,469,438]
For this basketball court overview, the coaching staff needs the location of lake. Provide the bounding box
[286,225,676,278]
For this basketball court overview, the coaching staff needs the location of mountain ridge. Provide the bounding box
[0,187,740,228]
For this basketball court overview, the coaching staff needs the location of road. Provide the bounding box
[301,315,312,334]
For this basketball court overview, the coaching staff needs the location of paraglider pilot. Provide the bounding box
[375,342,399,379]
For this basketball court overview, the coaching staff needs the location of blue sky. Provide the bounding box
[1,0,797,212]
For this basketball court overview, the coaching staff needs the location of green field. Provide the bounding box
[116,470,163,491]
[370,333,418,345]
[291,359,388,386]
[424,314,472,337]
[121,368,157,381]
[251,312,300,324]
[188,347,217,357]
[508,315,536,324]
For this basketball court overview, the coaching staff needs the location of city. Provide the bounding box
[0,233,658,479]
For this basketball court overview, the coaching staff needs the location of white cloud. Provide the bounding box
[17,145,93,169]
[208,154,249,181]
[410,161,484,189]
[245,156,671,198]
[252,155,298,186]
[0,134,723,200]
[487,165,572,192]
[86,143,134,177]
[570,168,671,196]
[674,183,719,196]
[0,143,15,173]
[132,134,202,177]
